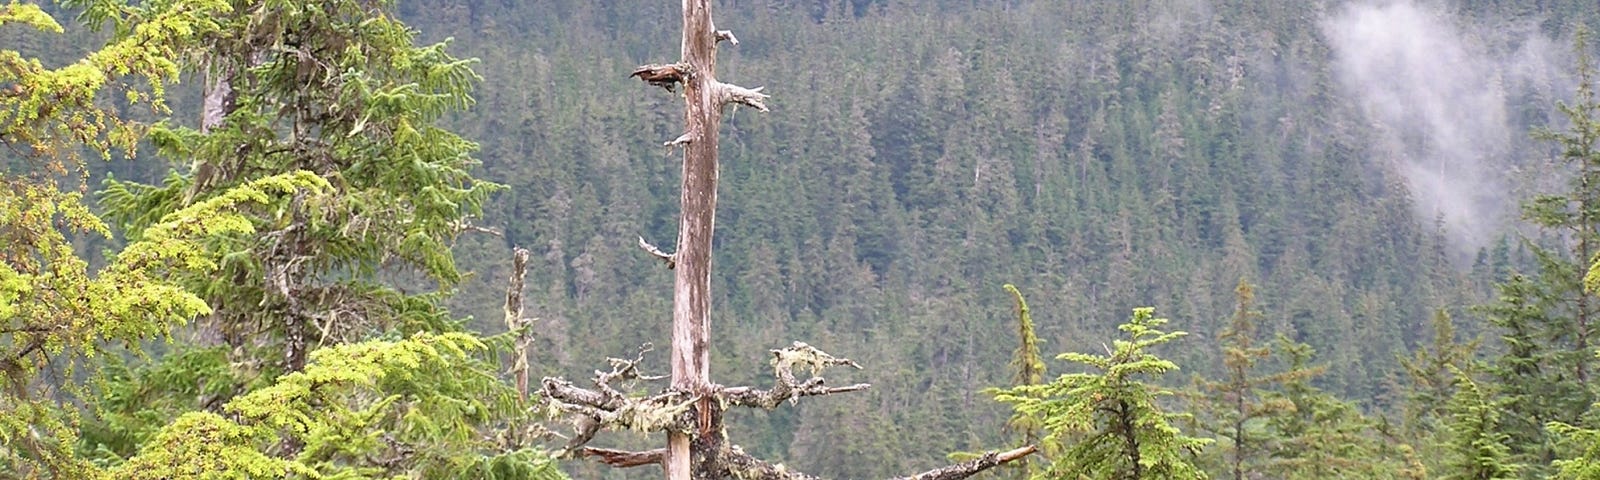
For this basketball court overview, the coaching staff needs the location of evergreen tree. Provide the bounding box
[1193,279,1319,480]
[0,3,320,476]
[993,307,1211,480]
[1439,367,1521,480]
[1396,309,1481,429]
[989,284,1047,479]
[1263,338,1420,480]
[1483,27,1600,473]
[110,333,566,480]
[99,0,497,377]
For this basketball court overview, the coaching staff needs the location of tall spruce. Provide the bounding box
[0,2,324,477]
[98,0,495,376]
[1484,26,1600,473]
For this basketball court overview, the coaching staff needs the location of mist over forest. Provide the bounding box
[6,0,1600,479]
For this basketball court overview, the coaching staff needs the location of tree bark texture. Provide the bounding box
[669,1,722,478]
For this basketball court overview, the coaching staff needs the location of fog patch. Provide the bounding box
[1323,1,1561,257]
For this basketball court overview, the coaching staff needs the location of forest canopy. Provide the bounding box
[4,0,1600,479]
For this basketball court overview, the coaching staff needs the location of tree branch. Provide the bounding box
[717,444,1035,480]
[717,82,770,112]
[714,30,739,45]
[889,446,1038,480]
[721,342,868,408]
[540,347,693,453]
[630,63,691,92]
[638,236,677,269]
[581,447,667,468]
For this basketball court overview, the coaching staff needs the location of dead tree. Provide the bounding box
[521,1,1037,479]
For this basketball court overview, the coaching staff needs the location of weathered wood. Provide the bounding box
[582,447,667,468]
[504,247,531,400]
[668,0,723,478]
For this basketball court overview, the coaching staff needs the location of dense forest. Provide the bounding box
[6,0,1600,478]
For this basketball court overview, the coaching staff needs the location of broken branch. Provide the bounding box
[581,447,667,468]
[718,82,770,112]
[664,133,693,147]
[630,63,690,92]
[890,445,1038,480]
[715,30,739,45]
[720,342,869,409]
[505,248,532,400]
[638,236,677,269]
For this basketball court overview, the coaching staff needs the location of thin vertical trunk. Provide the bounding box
[1579,166,1592,384]
[669,1,721,479]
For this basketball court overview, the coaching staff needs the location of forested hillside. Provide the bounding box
[399,1,1594,475]
[7,0,1600,479]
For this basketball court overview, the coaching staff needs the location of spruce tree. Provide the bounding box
[993,307,1211,480]
[99,0,495,376]
[1484,26,1600,472]
[1193,279,1320,480]
[1440,367,1521,480]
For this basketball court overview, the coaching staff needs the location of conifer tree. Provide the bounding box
[1485,27,1600,473]
[1263,339,1419,480]
[1194,280,1319,480]
[1439,367,1521,480]
[98,0,497,377]
[993,307,1211,480]
[1,2,321,476]
[996,284,1046,479]
[1397,309,1481,429]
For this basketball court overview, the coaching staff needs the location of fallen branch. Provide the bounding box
[638,236,677,269]
[581,447,667,468]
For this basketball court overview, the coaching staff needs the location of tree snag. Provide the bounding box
[530,1,1037,478]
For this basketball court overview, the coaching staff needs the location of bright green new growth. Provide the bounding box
[98,0,500,376]
[993,307,1210,480]
[1439,367,1521,480]
[112,333,564,480]
[1547,353,1600,480]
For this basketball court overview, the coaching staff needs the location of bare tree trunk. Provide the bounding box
[669,1,721,478]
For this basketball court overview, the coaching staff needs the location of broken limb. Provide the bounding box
[717,82,770,112]
[721,342,870,409]
[630,63,691,92]
[580,447,666,468]
[638,236,677,269]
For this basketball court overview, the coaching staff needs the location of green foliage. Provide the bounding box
[110,333,563,480]
[5,1,554,478]
[1482,26,1600,476]
[1261,339,1419,480]
[993,307,1210,480]
[2,166,324,476]
[1191,280,1320,480]
[1396,310,1481,429]
[1440,368,1521,480]
[98,0,500,376]
[1548,353,1600,480]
